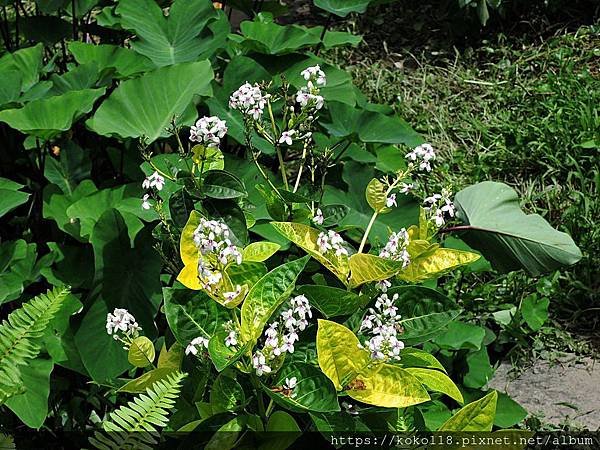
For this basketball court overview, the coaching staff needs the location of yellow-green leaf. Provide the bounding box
[177,263,201,290]
[157,343,183,370]
[316,319,370,391]
[271,222,350,284]
[399,348,447,373]
[118,367,175,393]
[405,368,463,404]
[242,241,280,262]
[365,178,389,213]
[348,253,405,288]
[180,210,201,266]
[127,336,155,368]
[346,364,430,408]
[399,248,480,282]
[191,144,224,171]
[439,390,498,431]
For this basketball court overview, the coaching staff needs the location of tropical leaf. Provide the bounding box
[297,285,363,318]
[242,242,280,262]
[453,181,582,276]
[438,390,498,432]
[0,177,30,218]
[348,253,406,288]
[68,42,155,78]
[313,0,373,17]
[405,368,464,404]
[399,248,481,282]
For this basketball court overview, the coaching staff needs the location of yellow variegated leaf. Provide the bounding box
[405,368,464,404]
[157,343,183,370]
[346,364,430,408]
[439,390,498,431]
[177,263,201,290]
[180,210,201,266]
[316,319,370,391]
[128,336,155,368]
[366,178,389,213]
[242,241,280,262]
[400,248,481,282]
[406,239,438,260]
[271,222,350,284]
[348,253,405,288]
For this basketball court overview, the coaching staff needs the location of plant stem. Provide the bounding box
[315,13,332,55]
[267,100,288,190]
[292,141,308,193]
[358,211,378,254]
[265,399,274,417]
[250,374,267,421]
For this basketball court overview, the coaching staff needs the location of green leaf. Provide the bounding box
[205,416,244,450]
[0,88,105,139]
[0,177,30,219]
[5,358,53,429]
[297,285,363,318]
[128,336,156,368]
[316,319,370,391]
[115,0,222,67]
[241,242,280,262]
[433,321,486,351]
[119,368,176,393]
[262,362,340,413]
[321,204,349,227]
[365,178,389,213]
[399,348,447,372]
[0,70,22,107]
[227,262,268,289]
[521,294,549,331]
[208,330,249,372]
[211,372,245,410]
[240,256,309,343]
[163,287,229,346]
[260,411,301,450]
[43,142,91,195]
[348,253,406,288]
[405,368,463,404]
[346,364,430,408]
[202,170,246,199]
[314,0,373,17]
[271,222,350,284]
[87,61,213,143]
[454,181,582,276]
[0,44,44,92]
[463,347,494,389]
[494,392,527,428]
[439,390,498,431]
[68,42,155,79]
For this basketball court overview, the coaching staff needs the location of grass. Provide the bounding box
[325,18,600,353]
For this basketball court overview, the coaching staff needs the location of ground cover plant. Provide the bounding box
[0,0,586,447]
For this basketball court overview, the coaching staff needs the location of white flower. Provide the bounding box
[185,336,209,356]
[141,194,151,210]
[312,208,324,225]
[229,82,269,119]
[278,130,296,146]
[296,89,324,110]
[106,308,140,337]
[423,188,454,228]
[342,402,359,415]
[405,143,436,172]
[317,230,349,257]
[284,377,298,390]
[379,229,410,268]
[142,171,165,191]
[301,65,326,87]
[190,116,228,147]
[376,279,392,292]
[360,293,404,362]
[223,285,243,303]
[225,330,238,347]
[399,182,414,194]
[386,193,397,208]
[252,351,272,376]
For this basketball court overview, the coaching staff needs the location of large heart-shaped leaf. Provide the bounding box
[68,42,155,79]
[0,44,44,92]
[0,88,105,139]
[115,0,223,67]
[314,0,373,17]
[87,61,213,142]
[453,181,582,276]
[0,177,30,218]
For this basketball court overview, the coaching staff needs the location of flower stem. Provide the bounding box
[358,211,378,254]
[267,99,289,190]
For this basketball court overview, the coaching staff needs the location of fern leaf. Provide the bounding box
[0,286,70,403]
[90,371,186,450]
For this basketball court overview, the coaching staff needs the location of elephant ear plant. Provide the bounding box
[91,65,580,447]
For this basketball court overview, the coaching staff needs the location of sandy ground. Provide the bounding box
[489,354,600,430]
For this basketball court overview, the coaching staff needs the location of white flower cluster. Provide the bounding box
[252,295,313,376]
[296,65,326,111]
[360,293,405,361]
[106,308,141,348]
[185,336,209,356]
[423,188,455,227]
[229,82,270,120]
[141,171,165,210]
[193,218,243,294]
[379,229,410,268]
[317,230,349,257]
[189,116,228,148]
[405,143,436,172]
[312,208,324,225]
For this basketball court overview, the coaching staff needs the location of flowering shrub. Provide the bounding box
[0,0,582,447]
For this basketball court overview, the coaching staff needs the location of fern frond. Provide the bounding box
[0,286,70,403]
[90,371,186,450]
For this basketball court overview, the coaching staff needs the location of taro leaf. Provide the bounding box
[262,362,340,413]
[0,88,105,140]
[387,286,462,345]
[241,242,280,262]
[43,142,91,195]
[297,285,363,318]
[463,347,494,389]
[0,44,44,92]
[115,0,221,67]
[202,170,246,199]
[0,177,30,218]
[0,240,38,305]
[316,319,370,391]
[240,256,309,343]
[405,368,464,404]
[439,390,498,431]
[494,392,527,428]
[0,70,22,107]
[48,63,102,95]
[453,181,582,276]
[68,42,155,79]
[314,0,373,17]
[5,358,53,429]
[348,253,406,288]
[163,286,229,346]
[208,330,249,372]
[521,294,549,331]
[87,61,213,143]
[433,321,486,351]
[271,222,350,284]
[346,363,430,408]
